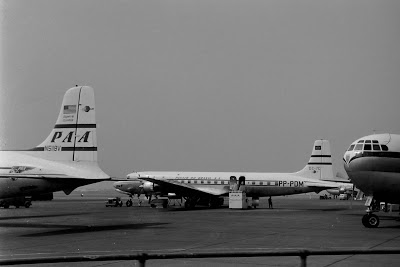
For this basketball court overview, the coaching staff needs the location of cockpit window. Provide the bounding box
[357,140,364,143]
[354,144,363,151]
[365,140,371,143]
[373,144,381,151]
[381,144,389,151]
[347,144,355,151]
[364,144,372,150]
[372,140,379,143]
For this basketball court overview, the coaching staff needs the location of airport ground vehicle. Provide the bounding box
[339,194,349,200]
[105,197,123,207]
[0,196,32,208]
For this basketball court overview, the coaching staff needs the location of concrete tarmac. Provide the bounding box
[1,192,400,266]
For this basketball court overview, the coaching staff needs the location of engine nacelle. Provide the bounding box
[142,181,160,194]
[339,187,346,194]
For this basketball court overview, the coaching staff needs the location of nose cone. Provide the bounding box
[113,182,124,189]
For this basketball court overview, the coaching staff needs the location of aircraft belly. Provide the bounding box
[345,157,400,203]
[0,178,90,199]
[245,186,311,197]
[0,178,51,198]
[349,171,400,203]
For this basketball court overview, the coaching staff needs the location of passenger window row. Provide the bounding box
[181,180,227,184]
[178,180,269,185]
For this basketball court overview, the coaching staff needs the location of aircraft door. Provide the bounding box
[238,176,246,191]
[229,176,237,191]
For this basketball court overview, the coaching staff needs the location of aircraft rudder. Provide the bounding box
[73,86,97,162]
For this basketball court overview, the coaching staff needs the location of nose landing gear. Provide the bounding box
[362,213,380,228]
[362,197,380,228]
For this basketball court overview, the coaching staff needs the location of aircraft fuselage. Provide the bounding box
[132,171,336,198]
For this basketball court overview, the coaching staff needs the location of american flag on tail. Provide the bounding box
[63,105,76,114]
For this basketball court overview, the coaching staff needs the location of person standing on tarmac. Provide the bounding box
[268,196,273,209]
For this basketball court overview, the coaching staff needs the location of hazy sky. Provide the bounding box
[1,0,400,180]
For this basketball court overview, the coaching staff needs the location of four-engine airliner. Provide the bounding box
[344,133,400,228]
[0,86,110,204]
[127,140,346,209]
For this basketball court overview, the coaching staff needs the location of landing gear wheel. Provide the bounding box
[362,214,380,228]
[126,200,133,207]
[362,214,368,227]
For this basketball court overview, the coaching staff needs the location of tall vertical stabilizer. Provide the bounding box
[296,140,334,180]
[33,86,97,162]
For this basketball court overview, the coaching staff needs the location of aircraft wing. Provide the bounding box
[303,181,341,192]
[139,177,229,196]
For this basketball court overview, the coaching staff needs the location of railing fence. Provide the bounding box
[2,249,400,267]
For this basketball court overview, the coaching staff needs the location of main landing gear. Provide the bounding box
[125,195,142,207]
[362,197,380,228]
[184,197,198,209]
[126,199,133,207]
[208,197,224,208]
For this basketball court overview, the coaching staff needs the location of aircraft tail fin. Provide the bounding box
[295,140,334,180]
[32,86,98,162]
